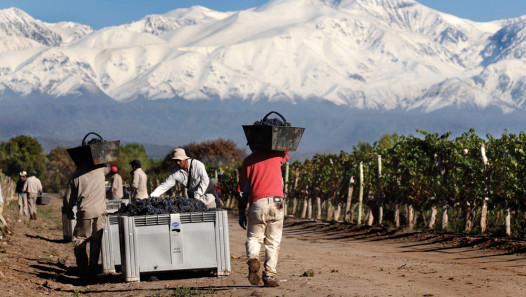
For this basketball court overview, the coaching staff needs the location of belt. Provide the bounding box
[272,197,283,203]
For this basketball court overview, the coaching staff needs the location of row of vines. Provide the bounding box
[215,129,526,238]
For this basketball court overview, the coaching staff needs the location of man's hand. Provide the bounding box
[239,211,247,230]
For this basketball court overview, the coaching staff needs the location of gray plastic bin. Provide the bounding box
[119,210,230,282]
[64,199,129,243]
[62,206,77,242]
[101,215,120,273]
[106,199,130,214]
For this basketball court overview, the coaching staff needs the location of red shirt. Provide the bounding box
[239,150,289,204]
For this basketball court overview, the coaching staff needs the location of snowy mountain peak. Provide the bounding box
[0,7,62,46]
[0,3,526,112]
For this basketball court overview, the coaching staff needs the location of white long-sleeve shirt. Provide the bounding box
[150,159,209,198]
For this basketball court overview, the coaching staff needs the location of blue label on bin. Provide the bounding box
[172,222,180,228]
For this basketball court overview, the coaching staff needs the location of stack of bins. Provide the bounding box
[101,214,121,273]
[106,199,130,214]
[62,206,77,242]
[64,199,129,243]
[119,210,230,282]
[99,199,130,273]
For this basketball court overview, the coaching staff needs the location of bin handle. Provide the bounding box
[82,132,104,146]
[262,111,289,125]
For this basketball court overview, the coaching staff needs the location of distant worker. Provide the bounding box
[16,171,28,220]
[0,184,13,238]
[63,164,110,282]
[150,148,219,208]
[23,170,42,220]
[238,149,289,287]
[110,166,123,200]
[129,160,148,202]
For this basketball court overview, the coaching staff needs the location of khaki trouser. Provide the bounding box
[18,193,29,217]
[246,197,284,278]
[73,214,106,278]
[27,193,38,218]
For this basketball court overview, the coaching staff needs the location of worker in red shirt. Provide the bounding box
[238,149,289,288]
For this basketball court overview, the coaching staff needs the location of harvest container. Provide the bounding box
[61,206,76,242]
[37,196,51,205]
[67,132,119,168]
[101,215,120,274]
[119,210,230,282]
[63,200,127,243]
[106,199,130,214]
[243,111,305,151]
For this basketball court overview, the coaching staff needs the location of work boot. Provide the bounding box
[263,275,280,287]
[247,258,261,285]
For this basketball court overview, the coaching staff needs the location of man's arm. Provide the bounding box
[22,179,28,192]
[150,171,180,197]
[63,178,78,213]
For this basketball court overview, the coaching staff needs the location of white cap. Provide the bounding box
[20,171,27,177]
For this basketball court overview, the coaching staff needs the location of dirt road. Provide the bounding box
[0,194,525,297]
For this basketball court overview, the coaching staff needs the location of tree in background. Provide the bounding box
[149,138,246,175]
[183,138,246,166]
[0,135,46,180]
[43,146,76,193]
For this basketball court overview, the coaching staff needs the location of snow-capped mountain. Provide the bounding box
[0,0,526,112]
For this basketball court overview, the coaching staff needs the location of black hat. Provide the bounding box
[129,160,141,168]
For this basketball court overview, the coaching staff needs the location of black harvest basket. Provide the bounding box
[67,132,120,167]
[243,111,305,151]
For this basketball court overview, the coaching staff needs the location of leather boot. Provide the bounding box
[263,275,280,287]
[247,258,261,285]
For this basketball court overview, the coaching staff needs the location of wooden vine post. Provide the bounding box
[291,167,299,216]
[377,154,383,226]
[503,145,511,237]
[358,161,364,225]
[344,175,354,223]
[480,143,490,234]
[283,162,289,215]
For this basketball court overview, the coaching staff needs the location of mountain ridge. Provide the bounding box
[0,1,525,111]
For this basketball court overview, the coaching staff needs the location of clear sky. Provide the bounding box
[0,0,525,29]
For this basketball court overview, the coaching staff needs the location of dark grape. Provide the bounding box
[116,196,208,216]
[253,118,291,127]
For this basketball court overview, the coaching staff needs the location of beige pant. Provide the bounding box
[27,193,38,218]
[73,214,106,278]
[18,193,29,217]
[246,197,284,277]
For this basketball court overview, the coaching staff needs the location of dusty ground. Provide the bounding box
[0,193,525,297]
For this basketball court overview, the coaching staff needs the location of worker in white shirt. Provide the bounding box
[150,148,217,208]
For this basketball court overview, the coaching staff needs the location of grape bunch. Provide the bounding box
[253,118,291,127]
[116,196,208,216]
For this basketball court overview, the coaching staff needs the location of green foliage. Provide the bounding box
[42,146,76,193]
[0,135,46,179]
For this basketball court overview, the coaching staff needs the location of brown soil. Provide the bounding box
[1,193,526,297]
